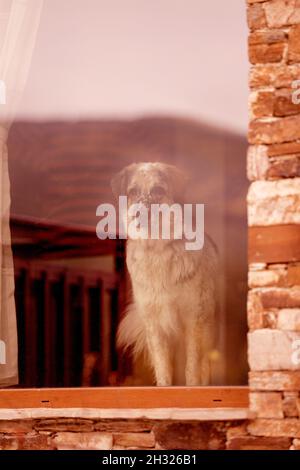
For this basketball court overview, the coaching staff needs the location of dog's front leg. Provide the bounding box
[145,319,172,386]
[185,319,212,386]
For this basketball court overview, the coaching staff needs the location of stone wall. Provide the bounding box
[247,0,300,449]
[0,418,293,450]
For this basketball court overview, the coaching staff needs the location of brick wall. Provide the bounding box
[246,0,300,450]
[0,419,243,450]
[0,416,298,450]
[0,418,291,450]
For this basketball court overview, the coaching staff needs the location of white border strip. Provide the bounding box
[0,407,248,421]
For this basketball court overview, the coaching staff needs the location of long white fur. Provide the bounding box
[113,163,219,386]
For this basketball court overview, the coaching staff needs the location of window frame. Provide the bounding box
[0,386,248,411]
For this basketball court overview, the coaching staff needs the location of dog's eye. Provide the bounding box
[150,185,166,198]
[128,186,139,198]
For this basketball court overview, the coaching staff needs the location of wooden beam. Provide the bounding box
[10,215,117,259]
[0,387,248,409]
[249,224,300,264]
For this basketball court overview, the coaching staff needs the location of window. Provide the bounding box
[1,1,248,399]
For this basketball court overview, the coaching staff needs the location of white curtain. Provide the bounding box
[0,0,43,386]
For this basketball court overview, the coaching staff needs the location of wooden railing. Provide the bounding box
[14,261,122,387]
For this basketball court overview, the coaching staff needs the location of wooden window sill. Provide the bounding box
[0,386,249,421]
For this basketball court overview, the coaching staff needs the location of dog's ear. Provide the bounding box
[111,163,138,199]
[163,164,189,202]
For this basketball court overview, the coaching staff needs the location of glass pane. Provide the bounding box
[5,0,248,387]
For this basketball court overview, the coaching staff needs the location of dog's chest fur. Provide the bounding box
[128,240,199,289]
[126,239,206,332]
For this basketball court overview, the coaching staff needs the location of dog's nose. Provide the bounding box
[139,194,151,209]
[133,199,150,211]
[141,199,151,209]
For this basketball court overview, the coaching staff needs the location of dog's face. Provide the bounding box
[111,162,187,206]
[111,162,188,240]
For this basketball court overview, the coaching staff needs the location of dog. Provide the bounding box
[111,162,219,386]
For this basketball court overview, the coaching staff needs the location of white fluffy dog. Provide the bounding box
[111,162,219,386]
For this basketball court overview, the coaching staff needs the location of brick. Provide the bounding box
[0,435,18,450]
[247,179,300,226]
[246,287,300,312]
[226,422,248,440]
[249,65,275,88]
[247,145,269,180]
[113,432,155,448]
[247,291,264,329]
[268,155,300,179]
[249,43,286,64]
[247,145,300,181]
[289,24,300,62]
[278,308,300,330]
[249,392,283,418]
[34,418,94,433]
[268,141,300,157]
[250,64,300,88]
[264,0,300,28]
[249,370,300,390]
[227,436,291,450]
[153,422,226,450]
[274,88,300,117]
[94,420,153,433]
[275,66,300,88]
[249,30,287,45]
[53,432,113,450]
[249,115,300,145]
[248,287,300,327]
[247,4,267,30]
[248,418,300,438]
[248,328,300,370]
[0,432,54,450]
[0,420,33,434]
[248,269,285,287]
[258,287,300,309]
[19,433,54,450]
[250,91,275,120]
[283,392,299,417]
[288,264,300,285]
